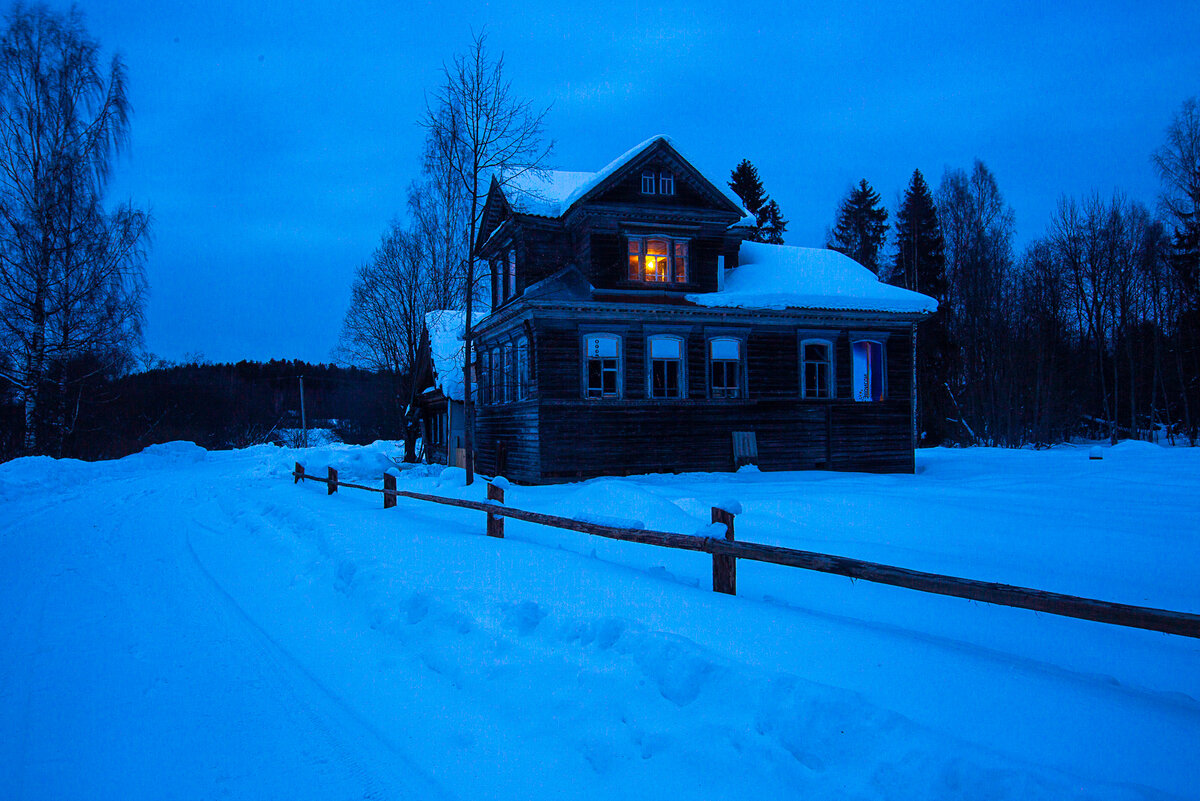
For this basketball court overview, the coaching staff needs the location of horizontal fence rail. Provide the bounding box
[292,463,1200,640]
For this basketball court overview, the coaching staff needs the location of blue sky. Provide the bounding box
[80,0,1200,364]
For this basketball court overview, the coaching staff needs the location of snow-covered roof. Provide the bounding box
[499,135,748,218]
[687,242,938,315]
[425,310,481,402]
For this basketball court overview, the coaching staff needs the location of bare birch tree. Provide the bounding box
[0,4,148,454]
[422,31,551,484]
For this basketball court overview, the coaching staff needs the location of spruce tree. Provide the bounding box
[827,179,889,274]
[887,169,952,446]
[729,159,788,244]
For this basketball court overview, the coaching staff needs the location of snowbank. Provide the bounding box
[688,241,938,314]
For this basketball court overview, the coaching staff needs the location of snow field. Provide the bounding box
[2,441,1198,799]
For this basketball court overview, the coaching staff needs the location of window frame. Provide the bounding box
[707,336,745,399]
[646,334,687,399]
[491,346,504,405]
[850,338,887,402]
[658,171,675,196]
[582,333,623,400]
[626,235,690,284]
[641,171,657,194]
[507,250,517,301]
[515,336,530,401]
[800,338,835,400]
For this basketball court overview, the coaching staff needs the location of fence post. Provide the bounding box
[383,472,396,508]
[294,462,304,484]
[327,466,338,495]
[486,482,505,538]
[712,506,736,595]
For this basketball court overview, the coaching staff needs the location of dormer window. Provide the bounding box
[641,172,657,194]
[659,171,674,195]
[627,236,689,283]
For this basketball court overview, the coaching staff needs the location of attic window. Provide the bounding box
[659,172,674,195]
[641,172,656,194]
[627,237,688,283]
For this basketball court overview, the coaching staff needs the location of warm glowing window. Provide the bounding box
[648,335,685,399]
[641,172,656,194]
[627,236,688,283]
[709,337,742,398]
[852,340,885,401]
[659,172,674,195]
[802,340,833,399]
[584,334,621,399]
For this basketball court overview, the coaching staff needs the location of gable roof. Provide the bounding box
[498,135,749,219]
[686,242,938,315]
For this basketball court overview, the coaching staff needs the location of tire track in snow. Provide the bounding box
[186,521,454,801]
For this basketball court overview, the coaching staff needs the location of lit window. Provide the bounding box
[584,334,621,399]
[648,335,685,399]
[802,340,833,399]
[516,337,530,400]
[709,337,742,398]
[659,171,674,195]
[851,340,885,401]
[641,172,656,194]
[626,236,689,283]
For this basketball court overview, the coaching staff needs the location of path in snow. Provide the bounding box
[2,442,1198,799]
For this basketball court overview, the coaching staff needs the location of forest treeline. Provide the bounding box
[822,98,1200,447]
[0,359,405,461]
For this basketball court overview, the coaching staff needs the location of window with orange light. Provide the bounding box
[626,236,689,283]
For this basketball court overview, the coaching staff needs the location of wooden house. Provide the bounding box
[420,135,936,483]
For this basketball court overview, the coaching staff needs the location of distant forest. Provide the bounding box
[0,359,406,462]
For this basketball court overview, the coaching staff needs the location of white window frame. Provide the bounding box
[708,336,744,399]
[507,251,517,300]
[851,338,886,402]
[641,171,657,194]
[801,338,835,399]
[647,334,686,399]
[659,171,675,195]
[583,333,622,399]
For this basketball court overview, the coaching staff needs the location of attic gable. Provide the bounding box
[492,135,747,222]
[584,138,746,218]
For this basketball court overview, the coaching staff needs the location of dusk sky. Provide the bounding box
[80,0,1200,365]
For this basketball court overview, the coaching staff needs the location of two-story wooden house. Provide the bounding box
[422,135,936,483]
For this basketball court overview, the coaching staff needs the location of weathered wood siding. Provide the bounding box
[482,314,916,482]
[474,400,540,480]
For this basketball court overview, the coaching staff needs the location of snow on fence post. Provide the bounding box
[486,481,506,538]
[294,462,304,484]
[712,504,738,595]
[327,466,338,495]
[383,472,396,508]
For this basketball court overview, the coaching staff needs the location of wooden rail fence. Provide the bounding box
[292,463,1200,640]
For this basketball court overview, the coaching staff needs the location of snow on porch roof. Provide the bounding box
[425,309,483,402]
[687,241,938,315]
[500,135,748,218]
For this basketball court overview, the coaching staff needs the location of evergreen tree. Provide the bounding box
[729,159,788,244]
[761,199,788,245]
[887,169,952,446]
[827,179,889,274]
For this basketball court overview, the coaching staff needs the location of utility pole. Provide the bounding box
[299,375,308,449]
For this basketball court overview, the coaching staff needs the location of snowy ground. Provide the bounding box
[1,441,1197,800]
